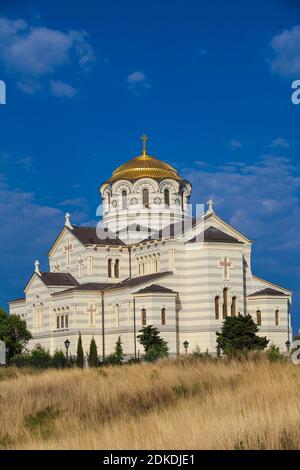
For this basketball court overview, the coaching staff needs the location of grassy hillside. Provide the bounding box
[0,357,300,450]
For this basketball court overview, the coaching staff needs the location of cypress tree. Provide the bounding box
[114,336,124,364]
[88,337,98,367]
[76,332,84,368]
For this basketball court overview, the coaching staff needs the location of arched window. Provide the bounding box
[34,306,43,329]
[164,188,170,207]
[108,259,112,278]
[141,308,147,326]
[256,309,262,326]
[142,188,149,207]
[275,309,280,326]
[161,308,166,325]
[222,288,228,318]
[231,296,237,317]
[215,296,220,320]
[122,190,127,210]
[114,259,120,278]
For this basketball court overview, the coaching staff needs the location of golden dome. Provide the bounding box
[108,135,182,183]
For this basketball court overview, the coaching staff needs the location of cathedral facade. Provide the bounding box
[9,138,292,356]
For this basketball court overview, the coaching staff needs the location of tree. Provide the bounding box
[216,314,269,356]
[137,325,166,352]
[76,332,84,368]
[29,346,51,368]
[0,308,32,360]
[106,336,124,365]
[144,343,169,362]
[52,350,67,368]
[138,325,168,361]
[114,336,124,363]
[88,338,98,367]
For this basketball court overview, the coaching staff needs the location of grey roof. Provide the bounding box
[52,282,113,296]
[248,288,288,297]
[133,284,177,295]
[71,226,125,246]
[105,271,173,291]
[187,227,243,244]
[48,224,126,257]
[40,272,79,287]
[51,271,173,296]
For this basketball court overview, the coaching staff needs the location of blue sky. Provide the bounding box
[0,0,300,334]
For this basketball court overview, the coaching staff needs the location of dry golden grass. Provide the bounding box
[0,357,300,450]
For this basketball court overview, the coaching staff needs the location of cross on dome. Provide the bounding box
[141,133,148,156]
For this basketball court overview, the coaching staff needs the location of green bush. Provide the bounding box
[52,350,67,368]
[105,336,124,366]
[126,356,141,365]
[216,314,269,356]
[172,384,188,397]
[29,347,51,368]
[10,352,31,368]
[11,347,51,369]
[265,344,284,362]
[144,343,169,362]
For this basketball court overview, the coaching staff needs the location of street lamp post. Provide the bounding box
[285,340,291,355]
[183,340,189,356]
[64,339,70,361]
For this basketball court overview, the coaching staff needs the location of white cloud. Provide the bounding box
[270,137,290,149]
[228,139,242,150]
[183,154,300,331]
[270,25,300,77]
[0,177,63,269]
[0,153,34,172]
[59,197,88,209]
[182,156,300,284]
[18,80,41,94]
[0,173,90,301]
[127,70,151,93]
[50,80,77,98]
[0,16,95,94]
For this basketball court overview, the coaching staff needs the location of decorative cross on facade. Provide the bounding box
[64,238,73,268]
[219,256,232,280]
[207,198,215,214]
[87,305,97,326]
[77,255,84,277]
[141,134,148,155]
